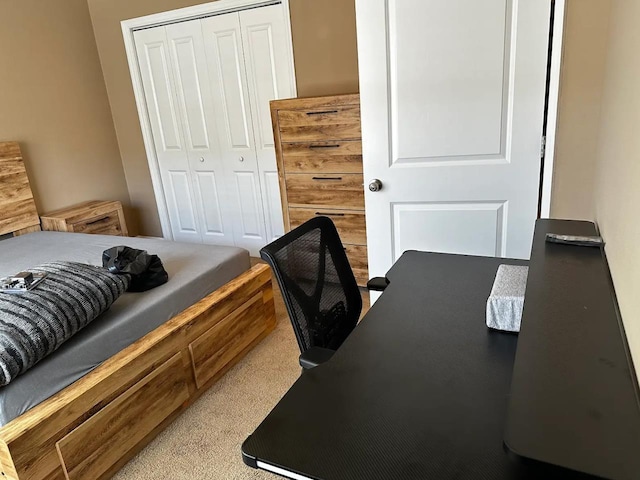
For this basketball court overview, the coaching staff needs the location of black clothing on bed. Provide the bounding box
[102,246,168,292]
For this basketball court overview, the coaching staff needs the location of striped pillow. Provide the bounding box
[0,261,130,386]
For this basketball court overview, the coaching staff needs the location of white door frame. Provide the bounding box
[122,0,298,239]
[540,0,566,218]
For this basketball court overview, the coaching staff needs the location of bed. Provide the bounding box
[0,142,276,479]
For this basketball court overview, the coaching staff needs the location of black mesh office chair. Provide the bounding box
[260,216,369,369]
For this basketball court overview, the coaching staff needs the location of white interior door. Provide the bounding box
[134,27,202,243]
[239,5,296,243]
[165,21,236,247]
[202,13,268,255]
[356,0,551,279]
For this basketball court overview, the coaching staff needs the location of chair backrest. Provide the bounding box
[260,216,362,353]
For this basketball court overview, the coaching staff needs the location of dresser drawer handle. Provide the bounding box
[86,216,110,225]
[315,212,345,217]
[312,177,343,181]
[309,144,340,149]
[306,110,338,116]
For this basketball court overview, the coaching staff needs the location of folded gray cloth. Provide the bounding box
[0,261,129,385]
[486,264,528,332]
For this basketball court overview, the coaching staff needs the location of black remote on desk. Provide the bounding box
[545,233,604,247]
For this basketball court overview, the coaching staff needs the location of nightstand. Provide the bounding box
[41,200,129,237]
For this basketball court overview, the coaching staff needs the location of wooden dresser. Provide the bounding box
[270,94,368,286]
[41,200,128,236]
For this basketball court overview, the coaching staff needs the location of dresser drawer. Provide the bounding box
[70,210,124,236]
[282,141,362,174]
[289,207,366,245]
[285,174,364,209]
[344,244,369,286]
[278,105,360,128]
[278,105,361,143]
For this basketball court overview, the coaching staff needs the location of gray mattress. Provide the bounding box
[0,231,250,425]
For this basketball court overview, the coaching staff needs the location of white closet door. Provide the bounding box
[134,27,201,243]
[238,5,296,243]
[201,13,267,256]
[165,21,235,246]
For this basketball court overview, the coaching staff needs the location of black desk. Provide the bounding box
[243,245,597,479]
[505,220,640,479]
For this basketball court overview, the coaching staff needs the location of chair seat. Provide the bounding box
[299,347,335,369]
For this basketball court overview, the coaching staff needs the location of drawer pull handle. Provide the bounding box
[309,144,340,149]
[315,212,345,217]
[312,177,343,181]
[306,110,338,116]
[86,216,110,225]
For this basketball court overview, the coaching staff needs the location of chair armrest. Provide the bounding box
[367,276,389,292]
[299,347,335,369]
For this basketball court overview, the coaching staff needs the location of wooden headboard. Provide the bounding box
[0,142,41,236]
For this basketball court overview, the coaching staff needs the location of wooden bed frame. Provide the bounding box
[0,142,277,479]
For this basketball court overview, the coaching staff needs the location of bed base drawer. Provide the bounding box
[189,293,267,389]
[55,353,189,480]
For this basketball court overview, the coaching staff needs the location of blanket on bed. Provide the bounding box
[0,261,130,386]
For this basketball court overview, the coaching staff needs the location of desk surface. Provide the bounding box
[505,220,640,479]
[243,247,595,479]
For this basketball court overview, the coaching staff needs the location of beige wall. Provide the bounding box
[290,0,360,97]
[551,0,611,221]
[552,0,639,372]
[87,0,360,237]
[591,0,640,371]
[0,0,131,228]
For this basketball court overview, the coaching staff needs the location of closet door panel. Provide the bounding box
[239,5,296,242]
[240,18,278,150]
[134,27,201,243]
[212,30,253,149]
[202,13,268,255]
[193,171,225,235]
[239,5,295,150]
[144,44,182,151]
[168,170,199,233]
[233,171,263,239]
[166,21,235,246]
[170,36,209,149]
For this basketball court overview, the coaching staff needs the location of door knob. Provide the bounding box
[369,179,383,192]
[239,156,245,162]
[199,157,205,163]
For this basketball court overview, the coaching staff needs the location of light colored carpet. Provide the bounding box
[114,264,369,480]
